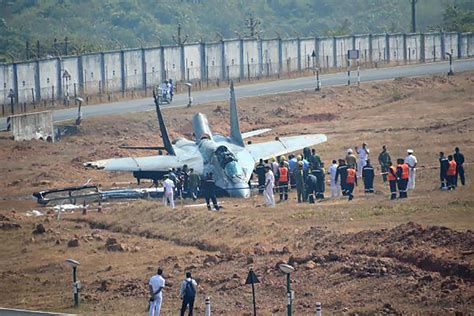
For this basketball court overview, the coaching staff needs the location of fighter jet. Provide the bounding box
[84,82,327,198]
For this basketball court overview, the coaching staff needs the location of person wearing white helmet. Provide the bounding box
[345,148,357,170]
[404,149,417,190]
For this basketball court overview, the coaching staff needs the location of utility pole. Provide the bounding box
[172,23,188,45]
[246,14,261,38]
[409,0,417,33]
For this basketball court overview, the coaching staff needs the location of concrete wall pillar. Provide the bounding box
[141,48,147,90]
[12,63,19,104]
[420,33,425,62]
[352,35,356,50]
[297,37,302,71]
[239,39,245,80]
[257,38,263,77]
[385,33,390,63]
[332,37,337,68]
[402,34,408,63]
[440,32,446,60]
[78,55,84,95]
[368,34,373,63]
[160,47,166,83]
[200,42,206,81]
[220,40,226,80]
[100,52,106,93]
[457,32,462,58]
[278,38,283,74]
[120,50,125,92]
[56,58,62,99]
[180,45,186,82]
[35,60,41,101]
[315,37,320,67]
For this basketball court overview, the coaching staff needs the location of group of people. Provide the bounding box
[161,166,220,211]
[149,269,198,316]
[255,144,467,206]
[439,147,465,190]
[159,79,175,101]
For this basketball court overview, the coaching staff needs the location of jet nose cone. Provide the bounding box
[227,183,251,198]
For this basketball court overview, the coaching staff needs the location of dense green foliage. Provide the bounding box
[0,0,472,62]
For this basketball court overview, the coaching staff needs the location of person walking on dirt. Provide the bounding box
[255,159,266,194]
[336,159,348,196]
[313,164,325,199]
[306,171,318,204]
[328,160,340,198]
[356,143,369,178]
[149,268,165,316]
[378,145,392,184]
[454,147,465,186]
[179,272,197,316]
[264,165,275,206]
[346,165,357,201]
[202,173,220,211]
[405,149,417,190]
[439,152,449,190]
[162,175,175,209]
[188,169,200,201]
[387,162,398,200]
[362,159,375,193]
[345,148,357,170]
[168,79,174,101]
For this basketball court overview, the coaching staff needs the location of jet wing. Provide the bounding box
[246,134,327,162]
[84,155,181,172]
[241,128,272,139]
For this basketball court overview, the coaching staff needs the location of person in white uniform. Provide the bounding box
[264,165,275,207]
[356,143,369,178]
[162,175,175,209]
[405,149,417,190]
[328,159,341,198]
[149,268,165,316]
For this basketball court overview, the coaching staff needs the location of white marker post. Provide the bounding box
[357,61,360,86]
[316,302,322,316]
[205,296,211,316]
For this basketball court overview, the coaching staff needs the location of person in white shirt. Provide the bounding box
[162,175,175,209]
[264,166,275,207]
[405,149,418,190]
[179,272,198,316]
[328,160,340,198]
[149,268,165,316]
[356,143,369,178]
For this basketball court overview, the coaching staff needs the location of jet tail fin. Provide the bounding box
[153,89,176,155]
[229,81,245,147]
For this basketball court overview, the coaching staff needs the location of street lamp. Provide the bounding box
[311,50,321,91]
[65,258,81,306]
[279,263,295,316]
[445,52,454,76]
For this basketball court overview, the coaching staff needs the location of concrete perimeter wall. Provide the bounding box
[1,31,473,109]
[10,110,54,141]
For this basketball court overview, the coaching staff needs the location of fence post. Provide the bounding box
[52,85,55,105]
[205,296,211,316]
[315,302,321,316]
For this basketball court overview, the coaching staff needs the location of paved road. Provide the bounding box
[1,59,473,130]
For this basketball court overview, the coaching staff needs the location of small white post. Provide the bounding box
[205,296,211,316]
[357,61,360,86]
[316,302,322,316]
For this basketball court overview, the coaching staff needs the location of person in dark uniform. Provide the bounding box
[306,171,318,204]
[387,162,398,200]
[313,165,325,199]
[454,147,465,186]
[439,152,449,190]
[446,155,457,190]
[396,158,409,199]
[202,173,219,211]
[336,159,348,196]
[378,145,391,184]
[255,159,266,194]
[362,159,375,193]
[276,161,289,201]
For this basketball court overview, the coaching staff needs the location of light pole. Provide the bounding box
[279,263,295,316]
[65,258,81,306]
[446,52,454,76]
[409,0,417,33]
[311,50,321,91]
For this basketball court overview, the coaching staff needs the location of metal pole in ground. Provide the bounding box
[316,302,322,316]
[347,60,351,86]
[357,61,360,86]
[205,296,211,316]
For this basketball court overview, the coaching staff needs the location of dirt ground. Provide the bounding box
[0,72,473,315]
